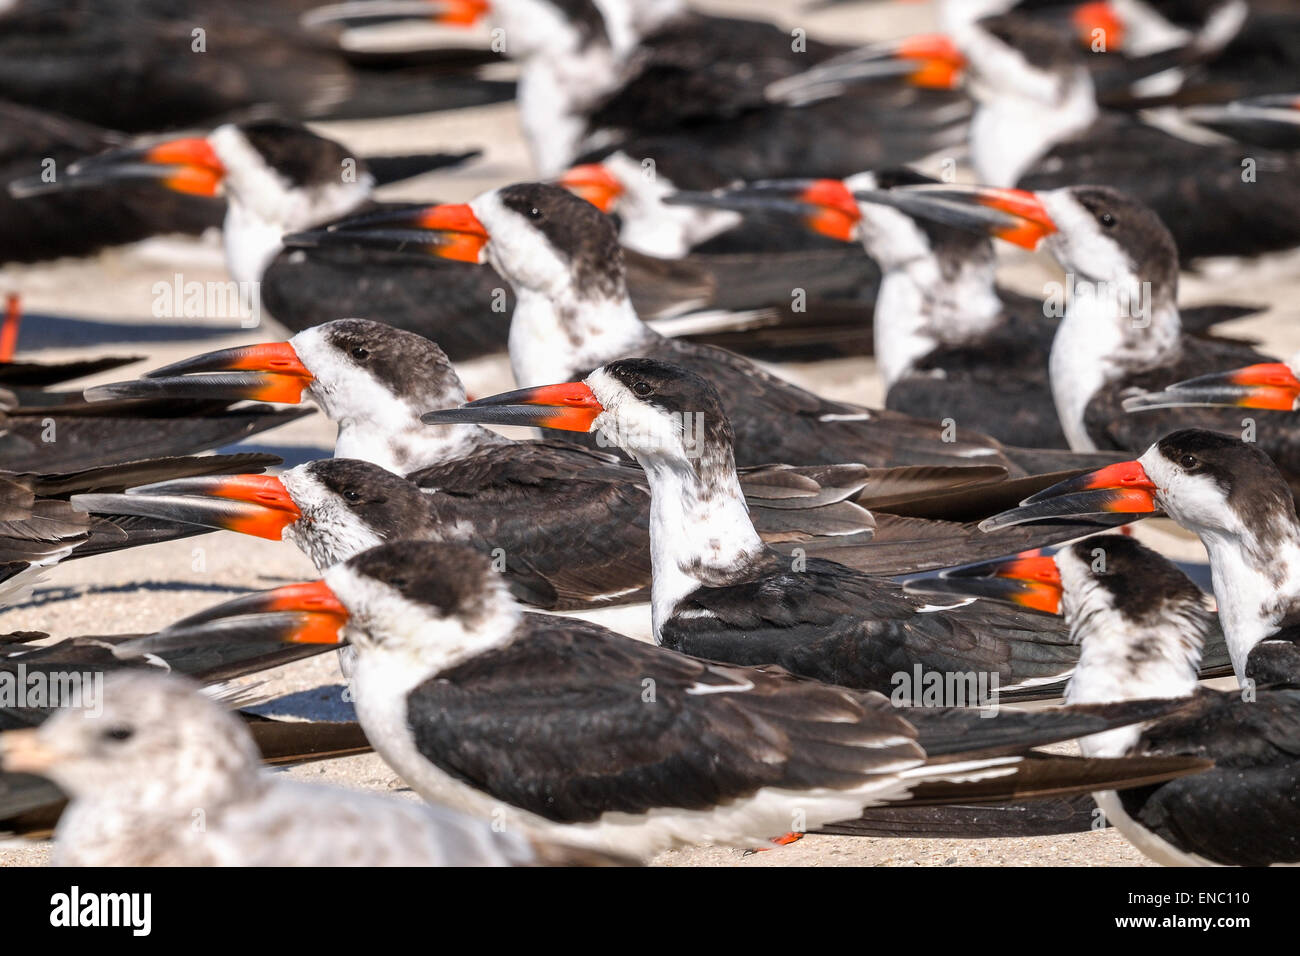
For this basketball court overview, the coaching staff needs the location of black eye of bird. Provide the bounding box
[103,726,134,743]
[1099,212,1115,228]
[351,347,370,360]
[343,489,362,503]
[1179,454,1199,471]
[632,381,654,397]
[528,207,542,220]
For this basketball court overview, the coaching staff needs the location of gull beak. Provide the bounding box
[0,729,59,775]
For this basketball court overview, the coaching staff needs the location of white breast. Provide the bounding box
[1049,295,1127,451]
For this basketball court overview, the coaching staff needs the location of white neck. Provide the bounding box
[633,453,764,642]
[318,387,501,474]
[518,46,621,176]
[1049,291,1180,451]
[223,202,288,288]
[591,0,647,54]
[875,257,1003,388]
[220,174,374,287]
[970,73,1098,186]
[1199,526,1300,681]
[509,287,656,386]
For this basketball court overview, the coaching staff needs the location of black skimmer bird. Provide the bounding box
[0,100,222,265]
[667,170,1071,450]
[3,107,481,267]
[1080,0,1300,102]
[0,671,625,866]
[858,181,1300,489]
[81,319,1099,586]
[42,121,766,359]
[0,0,514,132]
[557,159,880,361]
[423,357,1128,693]
[294,181,1121,477]
[26,120,511,361]
[911,531,1300,866]
[666,168,1259,411]
[982,428,1300,684]
[317,0,970,176]
[71,455,889,611]
[182,537,1207,857]
[949,13,1300,261]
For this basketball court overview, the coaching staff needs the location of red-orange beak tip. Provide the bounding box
[416,203,490,263]
[800,179,860,242]
[1072,2,1125,51]
[266,580,349,643]
[978,188,1058,250]
[559,164,624,214]
[436,0,490,26]
[897,34,966,89]
[422,381,604,432]
[145,137,226,197]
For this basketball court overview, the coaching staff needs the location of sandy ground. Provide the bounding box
[2,0,1297,867]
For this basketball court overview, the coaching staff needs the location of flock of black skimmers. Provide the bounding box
[0,0,1297,867]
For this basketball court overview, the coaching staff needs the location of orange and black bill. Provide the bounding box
[10,137,226,199]
[557,164,624,214]
[1123,362,1300,413]
[666,178,861,242]
[283,203,490,263]
[980,461,1159,532]
[766,33,965,101]
[118,580,349,660]
[83,342,314,404]
[906,551,1063,615]
[422,381,604,432]
[300,0,489,30]
[71,474,302,541]
[853,183,1058,250]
